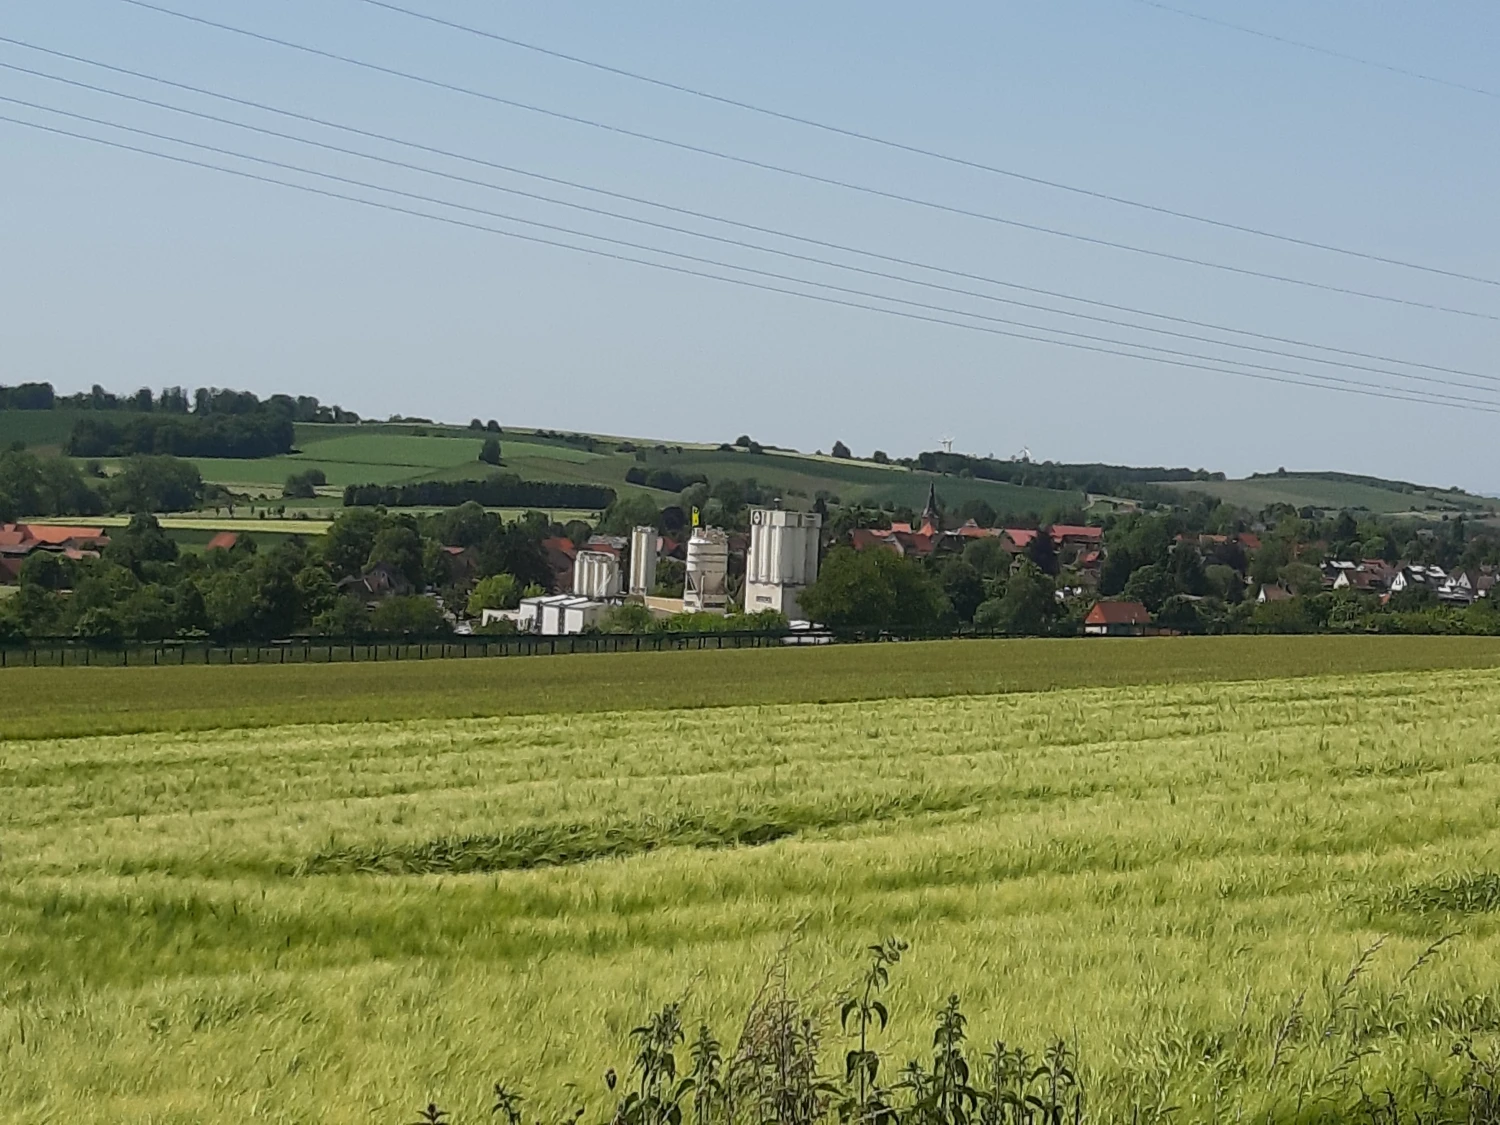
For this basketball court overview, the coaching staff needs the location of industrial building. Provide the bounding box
[744,508,821,619]
[518,593,608,636]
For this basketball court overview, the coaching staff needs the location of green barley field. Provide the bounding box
[5,637,1500,1123]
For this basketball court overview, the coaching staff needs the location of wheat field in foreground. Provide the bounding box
[4,659,1500,1122]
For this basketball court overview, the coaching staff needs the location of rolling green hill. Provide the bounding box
[8,406,1496,522]
[1155,472,1498,517]
[181,423,1088,518]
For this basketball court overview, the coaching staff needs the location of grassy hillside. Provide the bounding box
[7,645,1500,1121]
[9,407,1494,521]
[1157,473,1498,516]
[179,423,1086,516]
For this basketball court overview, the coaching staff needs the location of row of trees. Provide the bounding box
[1,381,357,421]
[66,411,296,459]
[342,476,616,510]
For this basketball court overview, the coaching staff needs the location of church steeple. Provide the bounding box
[920,482,940,535]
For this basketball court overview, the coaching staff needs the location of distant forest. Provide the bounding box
[1,381,356,459]
[900,450,1224,496]
[343,477,617,510]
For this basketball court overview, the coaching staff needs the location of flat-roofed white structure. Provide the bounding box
[628,526,658,597]
[683,527,729,614]
[745,508,821,618]
[572,549,621,599]
[520,593,606,635]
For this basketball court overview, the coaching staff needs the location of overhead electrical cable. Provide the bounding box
[1126,0,1500,102]
[2,36,1491,386]
[3,99,1497,416]
[110,0,1500,322]
[8,59,1497,397]
[349,0,1500,285]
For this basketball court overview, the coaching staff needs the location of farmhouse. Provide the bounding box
[1084,600,1151,636]
[0,523,110,583]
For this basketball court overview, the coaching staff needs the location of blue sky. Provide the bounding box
[2,2,1497,487]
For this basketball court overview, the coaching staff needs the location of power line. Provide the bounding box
[4,99,1497,416]
[8,58,1497,398]
[351,0,1500,287]
[1127,0,1500,102]
[5,35,1492,387]
[112,0,1500,323]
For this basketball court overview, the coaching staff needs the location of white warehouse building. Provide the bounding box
[745,508,821,619]
[519,594,607,636]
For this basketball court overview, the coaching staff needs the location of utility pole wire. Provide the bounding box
[112,0,1500,322]
[3,108,1494,416]
[351,0,1500,286]
[1127,0,1500,102]
[8,59,1498,398]
[3,35,1491,385]
[10,90,1500,409]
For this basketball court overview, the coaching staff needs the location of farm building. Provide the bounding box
[0,523,109,583]
[1084,601,1151,636]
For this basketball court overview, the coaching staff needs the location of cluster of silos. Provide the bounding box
[744,509,822,619]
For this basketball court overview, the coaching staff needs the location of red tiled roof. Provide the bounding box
[1085,601,1150,626]
[541,536,576,559]
[1237,533,1263,551]
[1051,524,1103,542]
[205,532,239,551]
[954,520,1001,539]
[1002,528,1039,549]
[19,524,108,546]
[0,529,26,548]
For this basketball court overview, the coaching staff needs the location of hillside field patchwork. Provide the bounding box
[5,637,1500,1123]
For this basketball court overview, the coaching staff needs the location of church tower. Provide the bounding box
[919,482,940,536]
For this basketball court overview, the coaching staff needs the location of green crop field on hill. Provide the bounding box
[1156,474,1498,517]
[6,637,1500,1123]
[173,423,1085,515]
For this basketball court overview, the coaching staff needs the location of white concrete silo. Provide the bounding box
[745,509,821,619]
[683,527,729,614]
[628,526,658,597]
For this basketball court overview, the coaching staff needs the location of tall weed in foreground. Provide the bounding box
[402,937,1499,1125]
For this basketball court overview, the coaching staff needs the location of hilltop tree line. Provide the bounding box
[2,381,358,460]
[1,381,357,422]
[343,477,616,510]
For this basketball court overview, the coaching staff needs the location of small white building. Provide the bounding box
[519,593,607,635]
